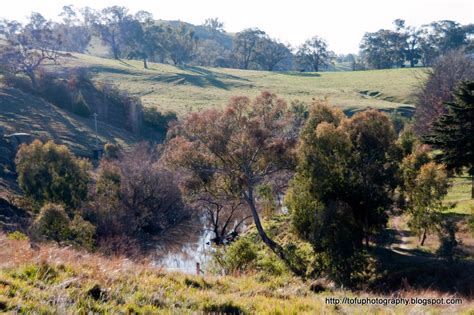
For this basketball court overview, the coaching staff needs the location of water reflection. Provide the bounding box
[153,227,213,274]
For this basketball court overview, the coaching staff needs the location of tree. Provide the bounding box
[287,103,399,283]
[203,18,225,34]
[359,28,406,69]
[414,51,474,134]
[0,14,61,89]
[165,91,304,274]
[402,161,450,245]
[87,144,192,238]
[15,140,91,210]
[55,5,92,53]
[232,28,266,69]
[166,23,197,65]
[93,6,135,59]
[424,81,474,198]
[255,37,291,71]
[296,36,333,72]
[126,12,165,69]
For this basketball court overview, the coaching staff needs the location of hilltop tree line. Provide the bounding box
[1,5,472,74]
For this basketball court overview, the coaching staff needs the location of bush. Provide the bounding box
[103,143,120,160]
[15,140,91,210]
[86,144,192,239]
[211,238,258,274]
[143,107,177,134]
[7,231,29,241]
[31,203,70,243]
[436,220,458,262]
[69,214,96,251]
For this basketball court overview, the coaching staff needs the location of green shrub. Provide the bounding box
[31,203,70,243]
[212,238,258,274]
[103,143,120,160]
[69,214,96,251]
[143,107,177,133]
[6,231,29,241]
[15,140,91,210]
[436,220,458,262]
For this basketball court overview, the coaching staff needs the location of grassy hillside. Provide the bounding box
[1,234,472,314]
[58,53,426,114]
[0,86,137,157]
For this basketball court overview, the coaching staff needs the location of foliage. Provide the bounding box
[69,214,96,250]
[414,52,474,135]
[287,103,399,284]
[85,144,192,239]
[296,36,334,72]
[31,203,70,243]
[165,91,304,274]
[0,13,61,89]
[424,81,474,198]
[15,140,91,210]
[436,220,458,262]
[6,231,29,241]
[212,238,258,274]
[403,161,450,245]
[143,107,177,134]
[103,143,120,160]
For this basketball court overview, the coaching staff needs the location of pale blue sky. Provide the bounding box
[2,0,473,54]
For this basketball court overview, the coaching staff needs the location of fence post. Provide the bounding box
[196,262,201,275]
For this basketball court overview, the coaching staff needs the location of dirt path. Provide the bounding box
[390,215,412,255]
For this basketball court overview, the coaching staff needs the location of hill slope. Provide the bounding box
[58,53,426,114]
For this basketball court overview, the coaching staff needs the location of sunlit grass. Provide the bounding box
[60,53,427,114]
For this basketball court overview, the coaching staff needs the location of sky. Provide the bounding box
[1,0,473,54]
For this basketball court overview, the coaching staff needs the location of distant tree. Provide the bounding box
[126,12,165,68]
[359,28,406,69]
[255,37,291,71]
[296,36,333,72]
[203,18,225,33]
[424,81,474,198]
[15,140,91,210]
[165,91,304,275]
[232,28,266,69]
[414,51,474,134]
[166,23,197,65]
[55,5,92,53]
[0,14,61,89]
[93,6,135,59]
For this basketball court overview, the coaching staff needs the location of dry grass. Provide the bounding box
[0,234,473,314]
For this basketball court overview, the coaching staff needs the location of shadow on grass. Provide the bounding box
[277,71,321,77]
[372,247,474,297]
[147,73,253,90]
[343,105,415,118]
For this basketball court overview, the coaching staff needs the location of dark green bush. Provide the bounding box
[31,203,70,243]
[143,107,177,133]
[15,140,91,210]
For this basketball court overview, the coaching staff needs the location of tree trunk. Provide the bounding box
[471,174,474,199]
[244,188,305,276]
[143,58,148,69]
[420,229,427,246]
[27,71,37,90]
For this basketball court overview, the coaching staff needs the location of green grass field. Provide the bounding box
[60,53,426,114]
[446,176,474,214]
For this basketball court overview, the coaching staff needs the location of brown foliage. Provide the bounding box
[414,51,474,135]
